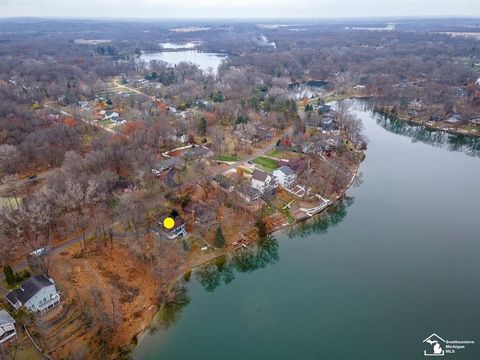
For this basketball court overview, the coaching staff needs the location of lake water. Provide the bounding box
[160,42,199,50]
[138,50,227,74]
[133,100,480,360]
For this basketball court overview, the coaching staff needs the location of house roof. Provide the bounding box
[162,216,185,232]
[185,203,214,222]
[319,105,331,113]
[0,310,14,326]
[213,175,234,189]
[156,157,183,169]
[252,169,269,182]
[237,184,261,199]
[6,275,54,305]
[183,146,212,160]
[276,166,294,176]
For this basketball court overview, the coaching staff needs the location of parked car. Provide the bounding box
[29,247,48,257]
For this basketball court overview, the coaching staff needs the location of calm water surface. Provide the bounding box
[134,100,480,360]
[139,50,226,73]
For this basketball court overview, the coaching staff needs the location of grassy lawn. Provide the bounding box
[217,154,240,162]
[1,279,19,291]
[260,204,277,217]
[265,148,283,158]
[280,207,295,224]
[252,156,279,171]
[238,166,253,174]
[12,344,43,360]
[98,119,113,126]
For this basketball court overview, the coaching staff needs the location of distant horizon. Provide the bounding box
[1,0,479,19]
[0,15,479,21]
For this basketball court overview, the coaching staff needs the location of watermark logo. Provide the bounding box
[423,334,445,356]
[423,333,475,357]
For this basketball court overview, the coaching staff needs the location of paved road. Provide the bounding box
[44,103,119,135]
[112,81,158,102]
[212,126,294,176]
[0,222,122,283]
[0,168,59,196]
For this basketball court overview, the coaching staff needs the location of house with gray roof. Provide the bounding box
[252,169,278,194]
[273,166,297,188]
[235,184,262,203]
[5,275,60,313]
[152,157,184,175]
[183,146,214,161]
[212,175,235,193]
[0,310,16,345]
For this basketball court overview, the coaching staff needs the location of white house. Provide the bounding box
[162,217,188,240]
[273,166,297,189]
[103,111,119,120]
[251,169,278,194]
[5,275,60,313]
[0,310,16,346]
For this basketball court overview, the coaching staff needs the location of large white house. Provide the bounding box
[5,275,60,313]
[0,310,16,346]
[273,166,297,189]
[251,169,278,194]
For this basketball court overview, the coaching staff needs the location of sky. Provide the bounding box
[0,0,479,19]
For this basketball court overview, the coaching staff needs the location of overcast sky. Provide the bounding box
[0,0,479,18]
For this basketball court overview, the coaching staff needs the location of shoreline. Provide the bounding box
[373,109,480,139]
[128,154,362,357]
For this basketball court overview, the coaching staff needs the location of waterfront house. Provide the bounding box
[430,114,444,122]
[273,166,297,189]
[251,169,278,194]
[5,275,60,313]
[470,118,480,125]
[111,117,127,124]
[162,216,188,240]
[446,113,463,124]
[0,310,16,346]
[103,111,119,120]
[235,184,262,203]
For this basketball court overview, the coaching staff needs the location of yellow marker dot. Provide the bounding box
[163,217,175,230]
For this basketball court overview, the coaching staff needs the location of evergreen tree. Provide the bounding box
[198,117,207,136]
[214,226,226,248]
[4,265,15,286]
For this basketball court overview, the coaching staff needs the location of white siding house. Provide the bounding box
[273,166,297,189]
[0,310,16,345]
[5,275,60,313]
[251,169,278,194]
